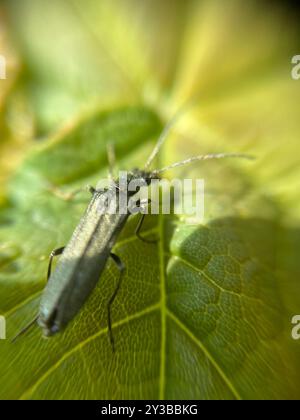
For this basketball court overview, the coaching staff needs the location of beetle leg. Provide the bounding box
[135,213,159,244]
[47,247,65,281]
[12,246,66,343]
[107,252,125,352]
[11,316,39,343]
[12,247,65,343]
[132,198,159,243]
[48,184,95,201]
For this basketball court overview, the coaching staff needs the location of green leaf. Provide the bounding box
[1,0,300,400]
[0,104,299,400]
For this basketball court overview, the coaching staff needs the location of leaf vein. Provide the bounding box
[166,309,242,401]
[19,303,160,400]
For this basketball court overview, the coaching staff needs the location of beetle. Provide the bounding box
[13,110,253,350]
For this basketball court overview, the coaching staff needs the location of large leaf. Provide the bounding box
[0,10,34,204]
[0,0,300,400]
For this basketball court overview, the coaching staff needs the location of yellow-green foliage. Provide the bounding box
[0,0,299,400]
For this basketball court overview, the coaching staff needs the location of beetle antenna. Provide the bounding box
[107,141,117,180]
[152,153,255,175]
[11,315,39,343]
[145,100,197,170]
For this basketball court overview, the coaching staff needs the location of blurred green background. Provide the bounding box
[0,0,300,400]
